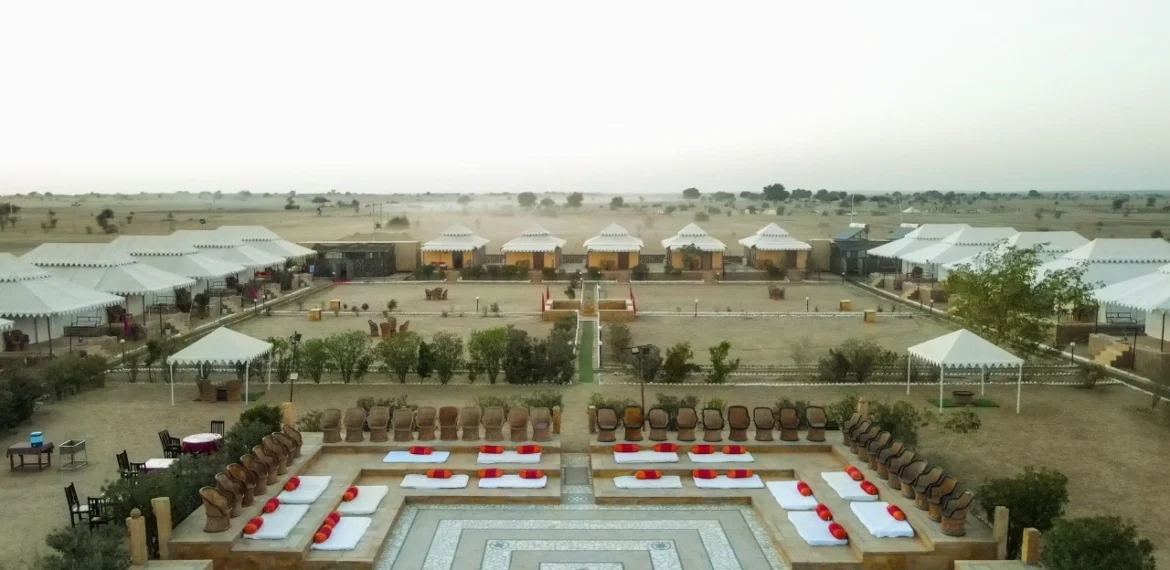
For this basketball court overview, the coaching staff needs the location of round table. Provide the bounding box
[181,433,223,455]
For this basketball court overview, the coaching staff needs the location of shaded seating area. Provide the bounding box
[166,327,274,406]
[907,328,1025,413]
[593,404,843,443]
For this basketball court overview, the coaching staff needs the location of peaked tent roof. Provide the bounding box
[1091,263,1170,311]
[834,226,867,241]
[167,327,273,366]
[661,224,726,252]
[908,329,1023,368]
[738,223,811,251]
[1004,231,1089,253]
[21,243,195,295]
[899,227,1018,265]
[1036,238,1170,288]
[0,318,12,332]
[171,231,286,270]
[500,226,567,253]
[583,223,644,252]
[421,224,490,252]
[867,223,971,259]
[214,225,317,258]
[109,235,246,280]
[0,253,125,318]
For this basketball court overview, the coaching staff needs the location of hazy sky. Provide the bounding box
[2,1,1169,195]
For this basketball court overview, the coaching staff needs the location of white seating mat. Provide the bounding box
[399,474,470,489]
[382,450,450,463]
[850,502,915,538]
[245,504,310,540]
[310,517,372,551]
[787,512,848,546]
[687,452,755,463]
[614,476,683,489]
[477,475,547,489]
[767,480,818,510]
[477,451,541,464]
[336,486,388,516]
[277,476,331,504]
[612,451,679,464]
[692,475,764,489]
[821,472,879,501]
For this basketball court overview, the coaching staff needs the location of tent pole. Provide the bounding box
[981,365,986,396]
[47,315,53,357]
[1161,312,1165,352]
[169,363,175,406]
[1016,364,1023,414]
[939,364,944,412]
[245,360,250,406]
[33,316,39,345]
[266,355,271,388]
[906,356,912,395]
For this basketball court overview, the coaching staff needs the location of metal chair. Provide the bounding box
[88,497,110,530]
[210,420,225,436]
[158,430,182,458]
[116,450,146,480]
[64,483,89,527]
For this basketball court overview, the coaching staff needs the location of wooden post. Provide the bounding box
[587,405,597,434]
[128,508,148,566]
[993,506,1009,560]
[552,406,562,434]
[152,497,173,560]
[281,402,295,427]
[857,397,870,421]
[1020,527,1041,564]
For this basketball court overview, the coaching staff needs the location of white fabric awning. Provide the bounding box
[1037,238,1170,288]
[908,329,1024,368]
[867,223,971,259]
[0,253,125,318]
[501,226,566,253]
[0,318,13,332]
[738,223,811,251]
[22,243,196,295]
[1092,263,1170,311]
[215,225,317,258]
[110,235,247,280]
[584,223,643,252]
[172,230,287,270]
[167,327,272,365]
[661,223,726,252]
[421,224,489,252]
[899,227,1018,265]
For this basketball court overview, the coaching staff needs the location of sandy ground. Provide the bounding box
[291,283,554,315]
[230,313,552,344]
[628,282,893,313]
[1,378,1167,566]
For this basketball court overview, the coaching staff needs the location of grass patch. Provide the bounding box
[577,322,595,383]
[926,397,1000,408]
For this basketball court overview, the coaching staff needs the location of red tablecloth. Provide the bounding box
[181,433,222,455]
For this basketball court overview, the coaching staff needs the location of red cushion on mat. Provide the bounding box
[426,469,452,479]
[652,443,678,452]
[518,469,545,479]
[613,444,641,453]
[692,469,718,479]
[689,445,715,454]
[516,445,542,454]
[635,470,662,480]
[722,445,747,455]
[479,445,504,454]
[409,446,434,455]
[727,469,754,479]
[478,468,503,478]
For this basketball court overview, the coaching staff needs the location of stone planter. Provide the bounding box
[952,390,975,407]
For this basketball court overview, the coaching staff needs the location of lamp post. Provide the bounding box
[805,297,810,312]
[289,331,302,402]
[476,296,480,313]
[120,338,126,363]
[630,345,654,412]
[694,299,698,317]
[1069,342,1075,364]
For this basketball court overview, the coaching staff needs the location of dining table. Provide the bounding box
[180,433,223,455]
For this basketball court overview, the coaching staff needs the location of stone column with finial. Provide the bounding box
[127,508,148,566]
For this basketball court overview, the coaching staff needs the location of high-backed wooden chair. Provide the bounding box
[508,407,530,442]
[391,408,415,442]
[482,407,505,441]
[753,407,775,441]
[675,407,697,442]
[415,406,437,441]
[321,408,342,443]
[530,407,552,442]
[460,407,481,441]
[897,460,929,499]
[926,476,959,521]
[343,407,366,443]
[596,408,618,442]
[911,467,946,510]
[726,405,750,441]
[940,491,974,536]
[875,441,906,479]
[778,408,801,442]
[438,406,460,440]
[622,406,644,441]
[865,431,893,469]
[701,408,724,442]
[646,408,669,441]
[367,407,390,442]
[805,406,827,442]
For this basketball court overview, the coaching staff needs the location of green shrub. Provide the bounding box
[631,263,650,281]
[517,390,563,410]
[473,395,514,416]
[586,266,603,280]
[40,355,109,400]
[603,324,632,365]
[703,397,726,412]
[238,404,283,434]
[869,401,931,446]
[976,466,1069,558]
[541,267,557,281]
[33,525,129,570]
[660,342,699,383]
[468,328,508,384]
[430,331,464,384]
[298,338,330,382]
[589,393,637,415]
[705,341,740,384]
[816,338,898,383]
[297,409,324,432]
[630,344,663,382]
[1042,516,1155,570]
[774,398,810,428]
[654,393,699,429]
[0,372,44,430]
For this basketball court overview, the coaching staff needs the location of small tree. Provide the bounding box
[869,400,932,446]
[298,338,330,383]
[976,467,1070,558]
[429,331,463,384]
[539,197,555,208]
[1041,516,1155,570]
[503,327,537,384]
[468,327,509,384]
[416,340,432,380]
[375,331,421,383]
[566,192,584,207]
[517,192,537,208]
[660,342,699,383]
[604,323,632,365]
[609,196,624,209]
[817,338,898,383]
[682,187,701,199]
[705,340,740,384]
[630,345,663,382]
[538,330,577,384]
[321,331,371,383]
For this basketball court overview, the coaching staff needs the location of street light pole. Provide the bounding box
[1069,342,1075,364]
[289,331,302,402]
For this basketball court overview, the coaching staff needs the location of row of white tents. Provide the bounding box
[868,223,1170,345]
[0,226,316,352]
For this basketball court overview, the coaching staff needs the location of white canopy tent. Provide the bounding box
[110,235,247,284]
[907,329,1025,413]
[941,231,1089,275]
[501,226,567,253]
[661,223,727,252]
[1036,238,1170,288]
[583,223,644,252]
[214,225,318,259]
[0,253,125,354]
[0,318,13,333]
[171,230,286,271]
[165,327,272,406]
[867,223,971,267]
[421,224,490,252]
[1092,263,1170,349]
[737,223,812,252]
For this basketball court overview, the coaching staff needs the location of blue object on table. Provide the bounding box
[30,432,43,447]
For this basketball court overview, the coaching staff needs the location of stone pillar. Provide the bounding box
[552,406,562,434]
[993,506,1009,560]
[128,508,148,566]
[857,398,870,421]
[152,497,173,560]
[587,405,597,434]
[281,402,296,427]
[1020,528,1041,564]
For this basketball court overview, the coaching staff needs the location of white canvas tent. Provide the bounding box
[500,226,567,253]
[867,223,971,264]
[171,230,286,271]
[110,235,247,292]
[1036,238,1170,289]
[661,223,726,251]
[907,329,1025,413]
[214,225,318,259]
[166,328,272,406]
[421,224,490,252]
[583,223,644,252]
[737,223,812,251]
[1092,263,1170,347]
[0,318,12,333]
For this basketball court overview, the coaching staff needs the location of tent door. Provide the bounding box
[617,252,629,269]
[786,251,798,268]
[532,252,544,269]
[452,251,464,269]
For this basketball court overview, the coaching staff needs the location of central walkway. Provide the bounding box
[376,453,787,570]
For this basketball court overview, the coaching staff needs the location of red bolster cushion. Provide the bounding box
[653,443,678,452]
[518,469,545,479]
[846,466,864,481]
[283,476,301,491]
[409,446,434,455]
[479,445,503,454]
[692,469,718,479]
[426,469,453,479]
[727,469,754,479]
[887,504,906,520]
[722,445,747,455]
[478,468,503,478]
[313,526,332,543]
[243,517,264,535]
[635,470,662,480]
[828,522,848,540]
[325,512,341,526]
[516,445,542,454]
[861,481,879,495]
[817,505,833,521]
[262,498,280,513]
[689,444,715,454]
[796,481,813,496]
[614,444,641,453]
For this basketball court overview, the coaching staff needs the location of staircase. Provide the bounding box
[1092,340,1134,368]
